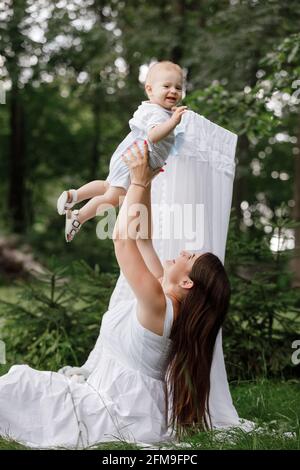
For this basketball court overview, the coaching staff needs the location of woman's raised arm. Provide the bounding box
[112,141,165,316]
[135,181,163,280]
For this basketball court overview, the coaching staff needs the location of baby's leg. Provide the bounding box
[76,180,110,203]
[77,186,126,225]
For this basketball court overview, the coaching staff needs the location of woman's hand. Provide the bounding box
[122,140,162,187]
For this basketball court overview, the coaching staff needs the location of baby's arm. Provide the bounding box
[147,105,187,144]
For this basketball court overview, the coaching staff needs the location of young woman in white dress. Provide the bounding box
[0,141,231,449]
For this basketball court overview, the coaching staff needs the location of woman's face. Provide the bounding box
[163,250,202,284]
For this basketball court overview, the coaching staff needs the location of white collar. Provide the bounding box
[141,100,173,114]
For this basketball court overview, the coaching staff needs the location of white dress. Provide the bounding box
[106,101,178,190]
[0,296,175,449]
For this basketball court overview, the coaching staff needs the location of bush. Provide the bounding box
[224,210,300,380]
[0,257,117,370]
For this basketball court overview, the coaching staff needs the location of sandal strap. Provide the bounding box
[63,191,78,211]
[72,219,81,229]
[69,189,78,203]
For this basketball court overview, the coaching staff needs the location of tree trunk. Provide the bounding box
[89,95,101,181]
[232,54,261,224]
[290,114,300,287]
[8,85,26,234]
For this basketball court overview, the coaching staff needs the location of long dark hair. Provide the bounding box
[165,252,231,437]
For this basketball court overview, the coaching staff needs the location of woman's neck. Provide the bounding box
[159,278,182,319]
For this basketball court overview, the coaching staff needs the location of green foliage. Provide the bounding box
[224,209,300,379]
[0,257,117,370]
[26,209,118,274]
[185,31,300,141]
[185,83,279,141]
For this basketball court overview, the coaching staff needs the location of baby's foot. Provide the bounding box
[65,209,81,242]
[57,189,78,215]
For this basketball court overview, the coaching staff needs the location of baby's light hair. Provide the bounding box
[145,61,183,86]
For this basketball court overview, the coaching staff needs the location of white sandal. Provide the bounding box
[57,189,78,215]
[65,209,81,242]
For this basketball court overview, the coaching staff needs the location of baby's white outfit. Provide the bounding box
[106,101,176,190]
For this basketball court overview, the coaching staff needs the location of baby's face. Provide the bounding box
[147,69,183,110]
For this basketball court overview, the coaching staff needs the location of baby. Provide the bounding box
[57,60,187,242]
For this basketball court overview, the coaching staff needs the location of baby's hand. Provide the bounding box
[170,106,188,125]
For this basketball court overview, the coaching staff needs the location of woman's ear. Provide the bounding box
[179,277,194,290]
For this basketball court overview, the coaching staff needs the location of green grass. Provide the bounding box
[0,378,299,450]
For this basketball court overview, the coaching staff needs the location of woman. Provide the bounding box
[0,141,231,449]
[114,141,231,436]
